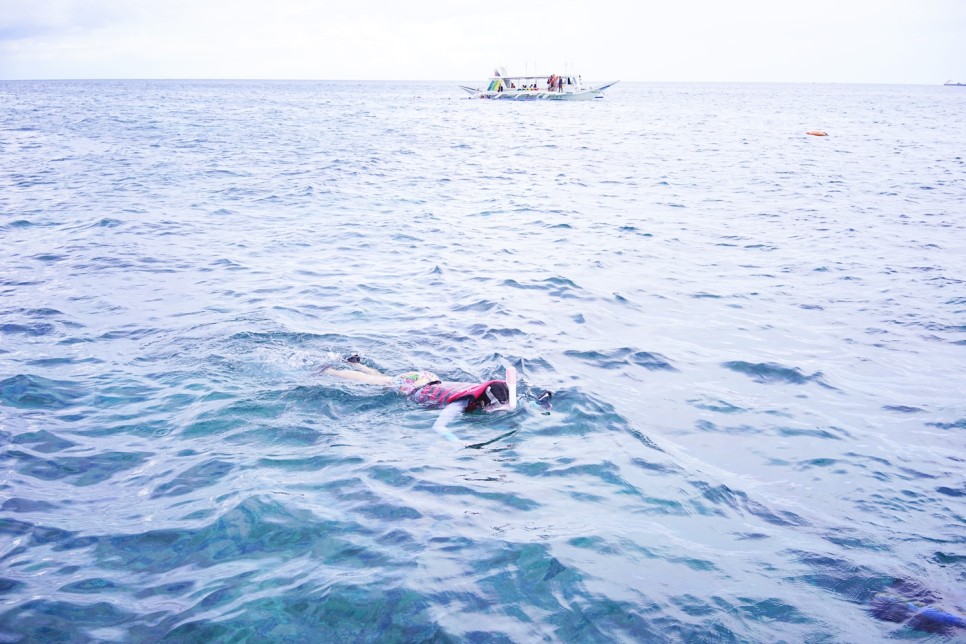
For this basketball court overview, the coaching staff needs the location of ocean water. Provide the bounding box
[1,79,964,642]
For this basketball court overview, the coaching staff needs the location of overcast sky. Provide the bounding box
[1,0,964,83]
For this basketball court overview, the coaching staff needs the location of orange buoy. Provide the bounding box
[807,130,828,137]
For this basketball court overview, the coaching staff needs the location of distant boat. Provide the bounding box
[943,80,965,86]
[459,67,618,101]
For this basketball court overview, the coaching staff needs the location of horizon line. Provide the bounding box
[0,78,949,86]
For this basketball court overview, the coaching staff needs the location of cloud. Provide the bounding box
[1,0,964,81]
[0,0,134,38]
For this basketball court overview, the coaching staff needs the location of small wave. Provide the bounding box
[500,276,583,298]
[1,498,59,513]
[258,453,364,470]
[882,405,923,413]
[30,253,65,263]
[691,481,810,527]
[618,225,653,237]
[10,429,76,453]
[630,458,684,474]
[0,322,56,337]
[694,419,762,435]
[925,418,965,430]
[722,361,832,387]
[466,323,527,339]
[688,398,746,413]
[0,374,87,410]
[935,486,965,498]
[5,449,150,486]
[22,307,64,317]
[151,459,234,498]
[565,347,677,371]
[778,426,845,440]
[452,299,501,312]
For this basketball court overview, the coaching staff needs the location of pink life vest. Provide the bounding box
[409,380,508,412]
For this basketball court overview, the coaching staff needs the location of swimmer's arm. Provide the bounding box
[432,403,465,442]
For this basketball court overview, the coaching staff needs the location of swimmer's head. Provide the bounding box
[465,381,511,413]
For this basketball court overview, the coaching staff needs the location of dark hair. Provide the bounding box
[463,381,510,413]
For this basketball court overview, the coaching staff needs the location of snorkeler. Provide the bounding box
[318,355,516,413]
[318,355,536,442]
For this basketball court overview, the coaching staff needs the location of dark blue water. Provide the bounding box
[1,80,964,641]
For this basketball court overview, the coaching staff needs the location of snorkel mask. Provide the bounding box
[466,381,511,413]
[466,367,518,413]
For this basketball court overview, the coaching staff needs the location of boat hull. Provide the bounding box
[460,81,618,101]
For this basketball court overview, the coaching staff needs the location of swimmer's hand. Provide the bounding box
[535,390,552,411]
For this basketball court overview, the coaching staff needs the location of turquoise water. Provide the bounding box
[1,80,964,641]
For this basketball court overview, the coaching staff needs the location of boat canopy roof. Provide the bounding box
[490,74,578,81]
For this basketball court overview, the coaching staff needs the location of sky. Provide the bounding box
[1,0,964,83]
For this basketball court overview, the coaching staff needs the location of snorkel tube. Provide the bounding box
[506,366,517,411]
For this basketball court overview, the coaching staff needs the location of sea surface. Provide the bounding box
[1,79,964,642]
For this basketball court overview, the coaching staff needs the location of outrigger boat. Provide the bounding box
[460,67,618,101]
